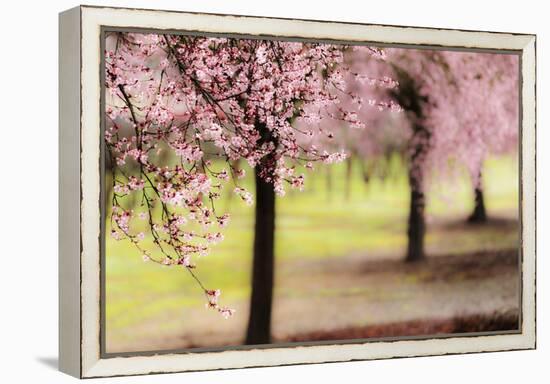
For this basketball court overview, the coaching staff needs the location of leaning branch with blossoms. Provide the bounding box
[104,32,396,318]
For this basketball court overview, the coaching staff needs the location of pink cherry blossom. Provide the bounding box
[104,32,394,316]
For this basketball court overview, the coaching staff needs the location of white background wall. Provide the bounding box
[0,0,546,382]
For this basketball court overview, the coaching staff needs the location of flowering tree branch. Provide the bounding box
[104,32,395,317]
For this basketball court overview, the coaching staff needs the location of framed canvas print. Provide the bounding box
[59,5,536,378]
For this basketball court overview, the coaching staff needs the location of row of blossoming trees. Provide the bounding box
[315,47,519,261]
[105,32,519,344]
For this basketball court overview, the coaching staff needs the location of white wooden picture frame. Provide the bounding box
[59,5,536,378]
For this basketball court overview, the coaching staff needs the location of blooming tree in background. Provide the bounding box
[104,32,390,342]
[360,48,518,260]
[309,47,518,261]
[423,52,519,222]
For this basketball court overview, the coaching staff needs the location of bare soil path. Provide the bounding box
[109,246,519,353]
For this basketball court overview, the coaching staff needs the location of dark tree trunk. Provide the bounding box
[389,68,429,263]
[245,168,276,345]
[467,173,487,223]
[246,123,277,345]
[406,164,426,263]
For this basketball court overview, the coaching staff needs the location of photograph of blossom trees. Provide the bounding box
[103,31,520,354]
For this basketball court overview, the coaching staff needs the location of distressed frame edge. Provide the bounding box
[59,5,82,379]
[519,34,537,349]
[73,5,536,378]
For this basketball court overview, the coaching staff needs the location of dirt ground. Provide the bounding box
[108,241,519,353]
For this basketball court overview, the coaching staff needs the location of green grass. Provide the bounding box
[105,154,519,341]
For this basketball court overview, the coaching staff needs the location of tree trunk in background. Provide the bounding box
[406,164,426,262]
[325,165,333,202]
[467,173,488,223]
[246,123,277,345]
[344,156,353,201]
[360,160,370,183]
[405,121,428,263]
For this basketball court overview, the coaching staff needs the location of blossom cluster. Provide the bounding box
[104,32,391,316]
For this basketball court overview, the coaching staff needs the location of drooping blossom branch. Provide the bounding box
[104,32,395,317]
